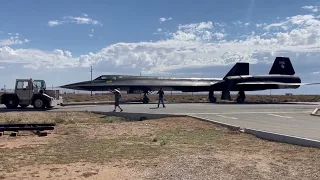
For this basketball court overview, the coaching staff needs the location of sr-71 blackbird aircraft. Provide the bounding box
[60,57,320,103]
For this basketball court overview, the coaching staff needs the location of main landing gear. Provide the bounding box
[208,90,246,103]
[209,90,231,103]
[236,90,246,103]
[209,91,217,103]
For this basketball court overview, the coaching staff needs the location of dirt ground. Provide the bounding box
[60,93,320,103]
[0,112,319,180]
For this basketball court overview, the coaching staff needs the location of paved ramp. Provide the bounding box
[1,103,320,141]
[189,112,320,141]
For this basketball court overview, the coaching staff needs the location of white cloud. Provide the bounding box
[0,34,30,46]
[256,23,266,28]
[48,14,102,27]
[1,6,320,75]
[89,34,93,37]
[0,66,4,69]
[169,21,218,42]
[0,47,78,69]
[48,20,62,27]
[302,5,319,12]
[159,17,172,23]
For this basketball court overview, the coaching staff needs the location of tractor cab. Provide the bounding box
[33,79,46,93]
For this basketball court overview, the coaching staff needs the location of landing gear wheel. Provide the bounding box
[208,91,216,103]
[209,97,217,103]
[142,92,150,104]
[237,91,246,103]
[236,97,245,103]
[5,98,18,109]
[221,91,231,100]
[33,98,45,109]
[143,96,149,104]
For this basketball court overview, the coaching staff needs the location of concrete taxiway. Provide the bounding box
[1,102,320,144]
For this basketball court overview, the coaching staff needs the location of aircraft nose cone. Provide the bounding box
[59,83,77,89]
[59,85,69,89]
[59,80,92,90]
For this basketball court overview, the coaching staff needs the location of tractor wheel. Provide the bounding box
[5,98,19,109]
[20,104,29,108]
[33,98,46,109]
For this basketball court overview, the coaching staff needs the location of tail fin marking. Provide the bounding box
[269,57,295,75]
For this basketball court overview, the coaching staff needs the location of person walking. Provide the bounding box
[157,88,165,108]
[109,88,123,112]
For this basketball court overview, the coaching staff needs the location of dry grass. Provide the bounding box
[61,93,320,103]
[0,111,319,180]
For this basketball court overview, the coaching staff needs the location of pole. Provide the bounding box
[90,66,93,96]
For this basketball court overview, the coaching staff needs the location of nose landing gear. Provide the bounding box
[142,93,150,104]
[236,90,246,103]
[142,90,153,104]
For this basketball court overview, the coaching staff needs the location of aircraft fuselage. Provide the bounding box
[60,74,301,93]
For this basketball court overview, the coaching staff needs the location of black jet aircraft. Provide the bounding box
[60,57,319,103]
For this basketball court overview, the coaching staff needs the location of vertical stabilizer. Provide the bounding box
[269,57,295,75]
[224,62,249,78]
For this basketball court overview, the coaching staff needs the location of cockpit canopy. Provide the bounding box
[94,75,130,81]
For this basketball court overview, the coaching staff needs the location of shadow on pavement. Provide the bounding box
[65,110,185,121]
[1,102,318,113]
[0,107,185,122]
[96,111,186,121]
[0,107,50,113]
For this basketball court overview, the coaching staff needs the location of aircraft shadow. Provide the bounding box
[79,111,185,121]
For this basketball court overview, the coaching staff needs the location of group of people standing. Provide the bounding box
[109,87,165,112]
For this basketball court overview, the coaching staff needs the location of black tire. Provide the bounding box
[20,104,29,108]
[5,97,19,109]
[143,97,149,104]
[237,97,245,103]
[33,98,46,109]
[209,97,216,103]
[46,105,54,109]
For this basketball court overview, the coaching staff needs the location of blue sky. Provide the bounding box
[1,0,320,94]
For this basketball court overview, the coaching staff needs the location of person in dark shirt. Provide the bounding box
[157,88,165,108]
[109,88,123,112]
